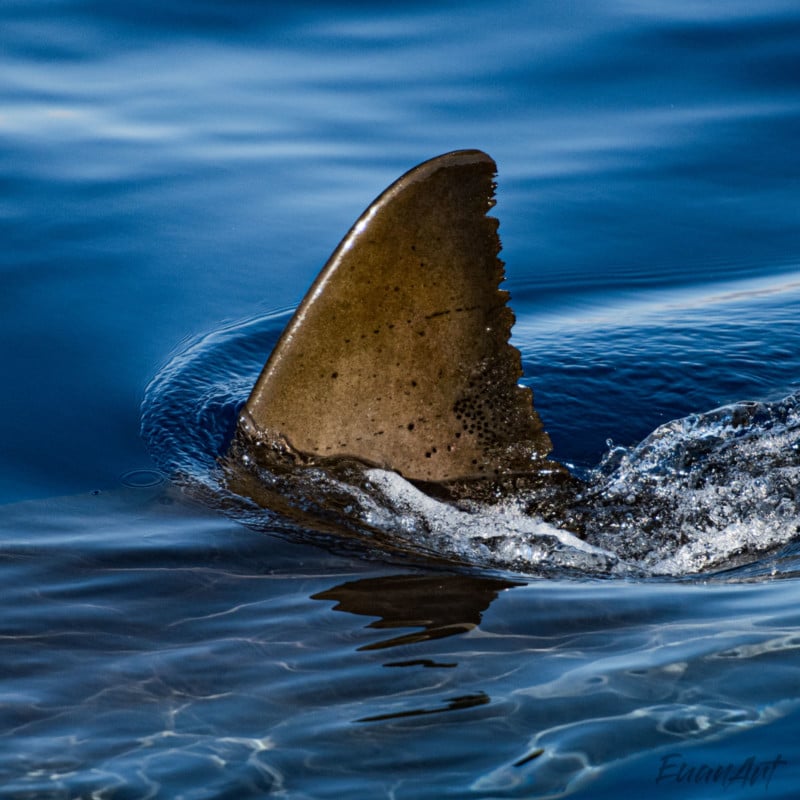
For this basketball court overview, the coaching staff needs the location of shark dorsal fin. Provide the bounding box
[240,150,556,483]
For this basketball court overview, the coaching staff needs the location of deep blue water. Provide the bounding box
[3,1,800,797]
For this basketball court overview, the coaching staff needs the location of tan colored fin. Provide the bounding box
[241,149,557,483]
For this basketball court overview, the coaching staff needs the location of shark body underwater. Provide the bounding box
[207,149,800,574]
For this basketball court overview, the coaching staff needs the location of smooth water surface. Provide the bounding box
[3,1,800,797]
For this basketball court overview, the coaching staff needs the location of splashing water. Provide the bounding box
[142,315,800,578]
[582,396,800,574]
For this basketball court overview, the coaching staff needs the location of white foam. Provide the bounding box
[363,468,618,573]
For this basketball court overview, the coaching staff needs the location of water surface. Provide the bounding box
[3,1,800,797]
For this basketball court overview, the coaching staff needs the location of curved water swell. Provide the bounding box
[142,314,800,578]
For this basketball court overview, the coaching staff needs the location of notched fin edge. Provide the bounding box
[231,149,566,491]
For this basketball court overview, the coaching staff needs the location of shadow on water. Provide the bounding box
[312,572,521,651]
[313,573,519,722]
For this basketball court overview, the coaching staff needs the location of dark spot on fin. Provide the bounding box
[238,149,563,483]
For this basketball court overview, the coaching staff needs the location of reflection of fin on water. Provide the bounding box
[312,572,520,651]
[235,150,568,489]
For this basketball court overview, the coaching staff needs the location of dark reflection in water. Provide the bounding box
[312,572,521,650]
[357,691,491,723]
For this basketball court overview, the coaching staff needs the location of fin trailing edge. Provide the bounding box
[238,149,560,484]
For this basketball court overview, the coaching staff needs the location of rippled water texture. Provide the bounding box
[3,1,800,797]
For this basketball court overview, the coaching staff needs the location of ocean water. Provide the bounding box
[3,1,800,797]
